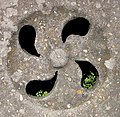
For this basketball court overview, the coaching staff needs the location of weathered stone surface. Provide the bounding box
[0,0,120,117]
[49,49,69,68]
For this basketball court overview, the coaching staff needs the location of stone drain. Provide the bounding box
[7,6,111,110]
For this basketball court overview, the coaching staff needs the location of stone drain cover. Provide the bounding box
[0,1,120,117]
[7,6,110,110]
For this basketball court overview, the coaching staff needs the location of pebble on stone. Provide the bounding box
[20,94,23,101]
[67,104,71,108]
[104,58,115,70]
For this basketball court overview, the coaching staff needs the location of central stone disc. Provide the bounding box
[49,49,69,68]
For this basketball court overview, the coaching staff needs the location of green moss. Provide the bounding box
[82,71,97,89]
[36,90,48,97]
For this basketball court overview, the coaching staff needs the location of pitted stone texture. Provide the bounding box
[49,49,68,68]
[0,0,120,116]
[6,6,111,110]
[7,6,93,110]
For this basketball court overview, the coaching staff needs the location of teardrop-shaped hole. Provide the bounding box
[75,60,99,89]
[26,71,58,97]
[19,25,40,57]
[62,17,90,43]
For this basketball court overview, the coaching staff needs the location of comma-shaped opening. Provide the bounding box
[26,71,58,97]
[62,17,90,43]
[75,60,99,89]
[19,25,40,57]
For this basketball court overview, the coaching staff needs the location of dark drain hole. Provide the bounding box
[26,71,58,97]
[75,60,99,89]
[62,17,90,43]
[19,25,40,57]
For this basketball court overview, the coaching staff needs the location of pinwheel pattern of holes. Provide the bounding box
[7,7,110,110]
[18,17,98,96]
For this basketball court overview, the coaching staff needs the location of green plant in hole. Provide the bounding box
[82,71,97,89]
[36,90,48,97]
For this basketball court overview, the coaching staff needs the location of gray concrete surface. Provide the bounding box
[0,0,120,117]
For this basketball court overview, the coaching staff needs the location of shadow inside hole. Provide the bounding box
[75,60,99,89]
[19,25,40,57]
[26,71,58,97]
[62,17,90,43]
